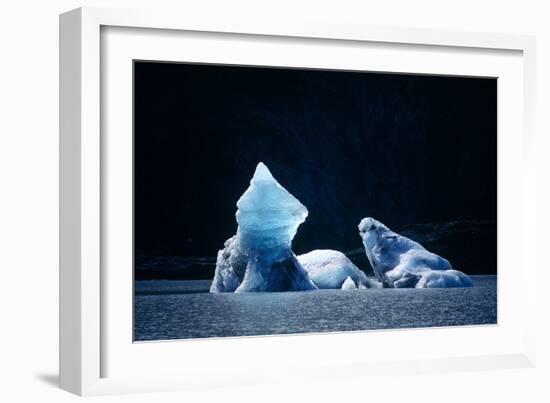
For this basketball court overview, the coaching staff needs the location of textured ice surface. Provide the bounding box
[210,163,317,293]
[358,217,472,288]
[415,269,474,288]
[209,236,244,293]
[298,249,381,289]
[341,276,357,290]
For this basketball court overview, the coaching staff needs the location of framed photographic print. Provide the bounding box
[60,7,537,396]
[133,61,496,341]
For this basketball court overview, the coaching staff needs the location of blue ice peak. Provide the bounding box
[251,162,275,183]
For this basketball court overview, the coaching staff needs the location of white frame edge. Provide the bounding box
[59,6,537,396]
[60,7,101,396]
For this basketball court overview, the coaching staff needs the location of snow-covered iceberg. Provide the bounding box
[210,163,317,293]
[298,249,381,289]
[358,217,472,288]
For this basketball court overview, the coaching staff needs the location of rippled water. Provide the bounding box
[134,275,496,341]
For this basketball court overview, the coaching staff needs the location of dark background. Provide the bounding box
[134,61,497,279]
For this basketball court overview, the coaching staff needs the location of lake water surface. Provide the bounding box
[134,275,496,341]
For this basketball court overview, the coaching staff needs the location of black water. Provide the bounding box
[134,275,496,341]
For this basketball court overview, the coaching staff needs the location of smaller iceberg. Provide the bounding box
[341,276,357,290]
[358,217,473,288]
[298,249,381,289]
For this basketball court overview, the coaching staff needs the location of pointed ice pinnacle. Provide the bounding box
[250,161,274,182]
[236,162,308,253]
[210,163,317,293]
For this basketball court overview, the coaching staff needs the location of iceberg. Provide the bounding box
[210,163,317,293]
[358,217,473,288]
[298,249,381,289]
[341,276,357,290]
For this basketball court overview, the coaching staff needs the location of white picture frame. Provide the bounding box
[60,6,537,396]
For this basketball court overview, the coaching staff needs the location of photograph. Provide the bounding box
[133,61,497,342]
